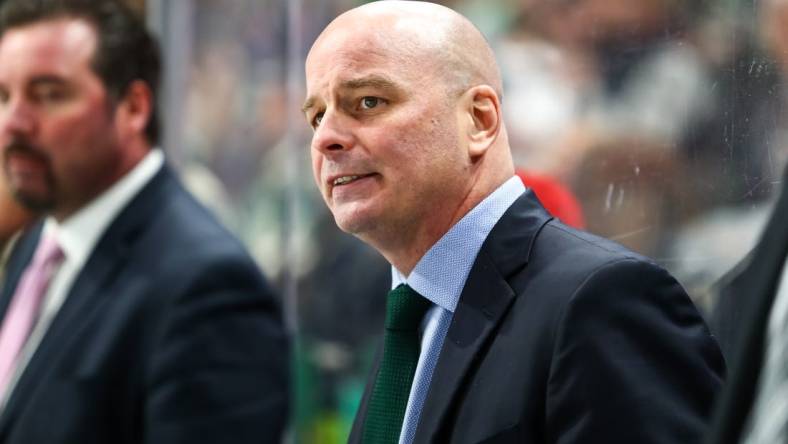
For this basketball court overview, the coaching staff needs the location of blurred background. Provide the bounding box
[133,0,788,442]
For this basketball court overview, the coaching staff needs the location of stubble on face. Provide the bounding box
[0,19,128,220]
[305,2,511,273]
[2,136,56,212]
[307,44,466,252]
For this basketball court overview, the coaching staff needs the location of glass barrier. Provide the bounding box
[149,0,782,441]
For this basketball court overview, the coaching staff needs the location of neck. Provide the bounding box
[374,214,458,276]
[366,142,515,275]
[53,146,150,223]
[374,174,512,276]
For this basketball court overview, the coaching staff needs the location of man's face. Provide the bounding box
[0,19,125,219]
[304,27,469,244]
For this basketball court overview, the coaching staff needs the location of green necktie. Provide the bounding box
[362,284,431,444]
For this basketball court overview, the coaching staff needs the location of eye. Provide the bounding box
[360,96,381,110]
[32,83,70,104]
[312,112,324,128]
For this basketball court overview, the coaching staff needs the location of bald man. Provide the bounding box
[304,2,724,443]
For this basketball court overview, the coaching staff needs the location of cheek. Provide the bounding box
[43,124,90,167]
[310,150,324,190]
[416,115,460,161]
[42,107,96,144]
[44,113,113,174]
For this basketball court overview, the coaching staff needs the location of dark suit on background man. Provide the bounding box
[705,166,788,444]
[0,1,289,442]
[0,165,289,443]
[349,190,724,443]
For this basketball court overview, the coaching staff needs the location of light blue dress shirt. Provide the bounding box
[391,175,526,444]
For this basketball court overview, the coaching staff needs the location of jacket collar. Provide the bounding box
[0,165,176,435]
[412,189,553,442]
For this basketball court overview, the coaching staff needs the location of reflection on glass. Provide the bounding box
[154,0,786,442]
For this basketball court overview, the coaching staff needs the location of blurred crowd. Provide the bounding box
[493,0,788,303]
[150,0,788,441]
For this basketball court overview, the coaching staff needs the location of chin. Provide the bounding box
[333,214,369,235]
[12,190,54,213]
[332,206,380,236]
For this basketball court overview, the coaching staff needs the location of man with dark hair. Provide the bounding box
[304,2,724,443]
[0,0,162,145]
[0,0,289,443]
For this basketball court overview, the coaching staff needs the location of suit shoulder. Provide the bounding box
[532,223,711,354]
[128,177,268,291]
[151,179,251,259]
[535,220,658,270]
[517,219,688,316]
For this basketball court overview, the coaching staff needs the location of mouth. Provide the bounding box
[330,173,377,187]
[4,149,48,178]
[6,151,45,166]
[3,139,51,187]
[4,142,47,163]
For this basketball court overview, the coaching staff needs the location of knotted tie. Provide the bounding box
[0,234,64,400]
[363,284,431,444]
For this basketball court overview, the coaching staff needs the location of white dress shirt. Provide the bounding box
[0,149,164,410]
[390,175,526,444]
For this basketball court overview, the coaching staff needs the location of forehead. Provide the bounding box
[0,18,97,79]
[305,26,429,94]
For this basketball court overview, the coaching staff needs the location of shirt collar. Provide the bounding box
[392,175,526,312]
[44,149,164,268]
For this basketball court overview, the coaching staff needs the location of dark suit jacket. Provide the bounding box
[350,190,724,443]
[705,169,788,444]
[0,165,289,444]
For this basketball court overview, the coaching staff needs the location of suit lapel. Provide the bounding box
[413,252,516,442]
[0,166,174,435]
[413,191,552,442]
[708,169,788,443]
[352,264,517,444]
[0,224,43,323]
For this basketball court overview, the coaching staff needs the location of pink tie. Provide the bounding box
[0,234,64,400]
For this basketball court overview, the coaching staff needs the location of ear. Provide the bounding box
[463,84,501,159]
[115,80,153,142]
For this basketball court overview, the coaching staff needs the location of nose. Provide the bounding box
[1,97,36,136]
[311,110,354,156]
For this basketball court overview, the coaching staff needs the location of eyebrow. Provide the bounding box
[301,96,317,116]
[0,75,70,95]
[342,75,397,91]
[29,75,68,86]
[302,74,398,115]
